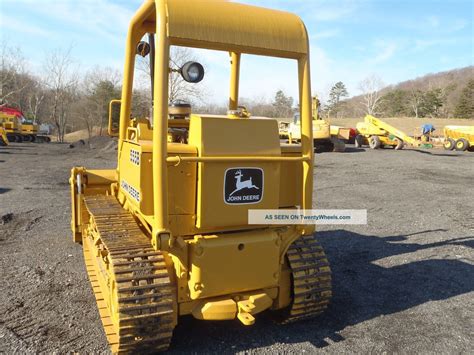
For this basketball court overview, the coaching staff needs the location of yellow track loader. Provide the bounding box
[288,97,347,152]
[70,0,331,353]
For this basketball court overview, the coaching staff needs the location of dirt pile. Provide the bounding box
[62,127,103,142]
[68,136,117,152]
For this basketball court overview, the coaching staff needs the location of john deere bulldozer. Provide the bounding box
[70,0,331,352]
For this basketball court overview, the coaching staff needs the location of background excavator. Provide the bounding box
[0,106,51,143]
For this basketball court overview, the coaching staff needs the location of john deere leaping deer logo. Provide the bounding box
[224,168,263,204]
[230,170,259,196]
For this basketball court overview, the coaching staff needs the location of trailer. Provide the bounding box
[443,126,474,151]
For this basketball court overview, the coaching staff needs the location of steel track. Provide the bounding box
[83,195,175,353]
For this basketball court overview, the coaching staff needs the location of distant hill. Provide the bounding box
[386,66,472,92]
[337,66,474,118]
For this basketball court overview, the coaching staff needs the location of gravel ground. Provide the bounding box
[0,141,473,353]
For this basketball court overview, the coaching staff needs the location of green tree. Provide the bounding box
[420,88,443,117]
[272,90,294,118]
[379,89,409,117]
[409,88,424,118]
[328,81,348,117]
[90,80,120,135]
[454,79,474,118]
[81,67,121,140]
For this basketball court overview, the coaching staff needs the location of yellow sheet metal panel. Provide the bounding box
[168,161,197,216]
[85,169,117,186]
[189,115,281,156]
[120,142,150,214]
[160,142,198,219]
[166,0,308,57]
[21,124,38,134]
[188,230,280,300]
[140,140,198,154]
[121,141,198,222]
[279,147,302,208]
[188,115,281,229]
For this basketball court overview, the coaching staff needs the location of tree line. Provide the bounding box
[324,68,473,119]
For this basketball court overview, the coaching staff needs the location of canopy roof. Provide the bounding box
[0,106,24,118]
[141,0,309,58]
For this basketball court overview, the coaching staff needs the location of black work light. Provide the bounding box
[181,61,205,83]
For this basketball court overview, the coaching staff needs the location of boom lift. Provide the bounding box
[70,0,331,352]
[355,115,420,150]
